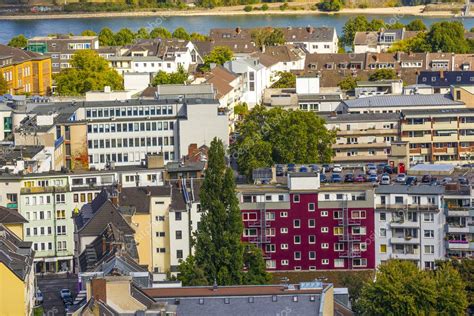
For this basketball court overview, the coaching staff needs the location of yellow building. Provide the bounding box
[0,206,28,239]
[0,44,51,96]
[0,224,35,316]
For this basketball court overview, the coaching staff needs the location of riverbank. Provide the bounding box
[0,4,457,20]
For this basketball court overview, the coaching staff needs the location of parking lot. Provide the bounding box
[37,273,78,315]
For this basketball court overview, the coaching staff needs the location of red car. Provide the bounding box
[354,174,367,182]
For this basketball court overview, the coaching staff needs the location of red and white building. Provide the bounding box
[238,173,376,271]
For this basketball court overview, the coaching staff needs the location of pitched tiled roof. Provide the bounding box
[0,44,47,64]
[0,206,27,224]
[204,66,239,98]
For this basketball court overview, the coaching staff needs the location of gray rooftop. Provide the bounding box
[375,184,445,195]
[343,94,464,108]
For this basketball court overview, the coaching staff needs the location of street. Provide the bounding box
[37,274,79,315]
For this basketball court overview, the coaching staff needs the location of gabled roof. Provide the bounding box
[0,206,27,224]
[0,224,33,281]
[204,65,239,98]
[417,71,474,87]
[170,178,202,211]
[0,44,48,64]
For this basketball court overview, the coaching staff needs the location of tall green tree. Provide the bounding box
[172,27,190,40]
[231,106,335,180]
[178,138,263,286]
[8,34,27,48]
[318,0,342,11]
[202,46,233,71]
[427,21,470,53]
[81,30,97,36]
[368,69,397,81]
[150,27,172,39]
[151,65,188,86]
[54,50,123,96]
[342,16,369,47]
[98,27,116,46]
[405,19,427,31]
[0,76,9,94]
[113,28,135,46]
[438,259,474,311]
[135,27,150,39]
[387,32,431,53]
[243,243,271,285]
[434,263,468,315]
[271,71,296,88]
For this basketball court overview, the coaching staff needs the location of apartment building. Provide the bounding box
[18,174,75,273]
[353,29,420,53]
[401,108,474,164]
[108,38,201,76]
[0,44,51,95]
[27,35,99,73]
[238,173,375,271]
[324,112,400,163]
[78,98,228,169]
[0,224,35,316]
[374,185,445,270]
[444,184,474,258]
[209,26,338,54]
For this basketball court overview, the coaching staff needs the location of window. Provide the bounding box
[56,210,66,220]
[294,235,301,244]
[333,227,343,235]
[242,212,257,221]
[321,211,328,217]
[266,212,275,221]
[293,219,301,228]
[175,212,182,221]
[321,227,329,233]
[424,230,434,238]
[309,235,316,244]
[281,244,289,250]
[334,259,344,268]
[333,211,342,219]
[266,260,276,269]
[280,211,288,218]
[293,194,300,203]
[352,226,366,235]
[425,261,435,270]
[352,210,366,219]
[308,219,315,228]
[56,194,65,204]
[57,225,66,235]
[321,259,329,265]
[395,196,404,204]
[380,228,386,237]
[308,203,315,211]
[309,251,316,260]
[424,245,434,254]
[177,250,183,259]
[380,244,387,253]
[281,227,288,234]
[334,243,344,251]
[294,251,301,260]
[423,213,434,222]
[175,230,182,240]
[353,258,367,267]
[281,259,289,266]
[244,228,258,237]
[265,244,276,253]
[321,243,329,249]
[156,248,166,253]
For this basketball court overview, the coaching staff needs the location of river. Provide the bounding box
[1,14,473,44]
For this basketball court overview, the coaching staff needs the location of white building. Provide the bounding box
[375,185,445,270]
[353,29,420,54]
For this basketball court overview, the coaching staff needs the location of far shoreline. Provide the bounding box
[0,5,461,21]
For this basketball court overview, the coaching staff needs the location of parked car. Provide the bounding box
[384,165,394,174]
[421,174,432,183]
[354,174,367,182]
[287,163,296,172]
[299,165,308,172]
[331,173,343,183]
[320,173,327,183]
[332,164,343,173]
[366,163,377,175]
[380,174,391,185]
[458,177,469,185]
[405,176,418,186]
[396,173,407,183]
[322,164,331,173]
[60,289,72,300]
[376,163,387,173]
[310,164,320,173]
[440,177,453,185]
[276,164,285,177]
[35,290,44,305]
[344,173,354,183]
[368,174,379,183]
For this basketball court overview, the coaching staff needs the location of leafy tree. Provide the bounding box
[427,21,470,53]
[190,32,207,41]
[152,65,188,86]
[342,16,369,47]
[357,260,469,316]
[178,138,265,286]
[251,28,285,51]
[265,29,285,46]
[81,30,97,36]
[318,0,342,11]
[150,27,172,39]
[8,34,27,48]
[54,50,123,96]
[438,259,474,311]
[357,260,437,315]
[406,19,427,31]
[368,19,385,31]
[387,32,431,53]
[202,46,233,71]
[135,27,150,39]
[244,5,253,11]
[368,69,397,81]
[98,27,116,46]
[172,27,190,40]
[177,256,208,286]
[113,28,135,46]
[0,76,9,94]
[243,243,271,285]
[271,71,296,88]
[338,75,359,91]
[389,21,405,30]
[233,102,249,117]
[231,106,335,179]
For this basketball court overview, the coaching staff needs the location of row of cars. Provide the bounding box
[276,163,397,177]
[35,288,73,311]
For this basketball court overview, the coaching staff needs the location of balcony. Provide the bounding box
[247,221,271,228]
[459,121,474,129]
[432,122,458,130]
[432,135,458,142]
[447,225,470,233]
[337,128,398,136]
[459,135,474,141]
[447,240,470,250]
[446,208,471,217]
[240,201,290,211]
[401,122,431,131]
[338,250,361,258]
[376,204,440,212]
[338,235,362,242]
[391,251,420,260]
[333,143,389,149]
[401,135,432,143]
[248,237,272,244]
[390,219,419,228]
[20,185,69,194]
[390,236,420,244]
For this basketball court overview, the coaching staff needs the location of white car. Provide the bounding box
[60,289,72,300]
[380,174,391,185]
[396,173,407,183]
[332,164,343,173]
[35,290,44,305]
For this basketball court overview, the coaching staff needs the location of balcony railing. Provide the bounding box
[20,185,69,194]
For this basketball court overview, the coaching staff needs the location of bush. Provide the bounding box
[261,3,269,10]
[244,5,253,11]
[279,2,289,10]
[318,0,342,11]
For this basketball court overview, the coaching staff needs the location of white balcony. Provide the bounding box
[390,236,420,244]
[447,226,470,233]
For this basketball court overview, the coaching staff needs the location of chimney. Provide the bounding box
[91,279,107,303]
[188,143,198,159]
[306,25,313,34]
[146,186,151,196]
[235,27,241,34]
[213,279,218,291]
[440,70,444,79]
